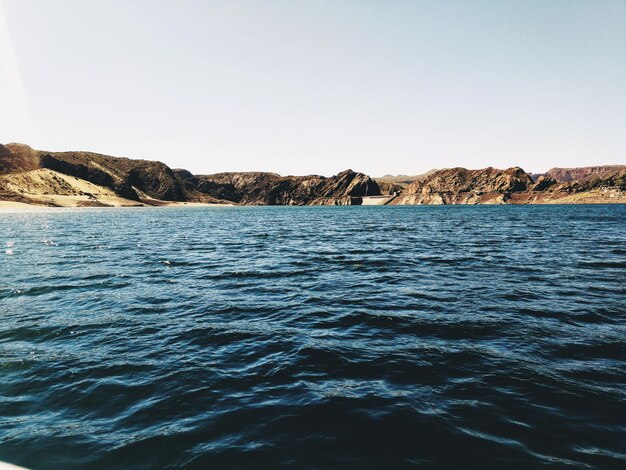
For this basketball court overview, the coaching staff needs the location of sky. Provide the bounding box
[1,0,625,176]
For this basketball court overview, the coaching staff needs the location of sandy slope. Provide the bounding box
[0,168,136,207]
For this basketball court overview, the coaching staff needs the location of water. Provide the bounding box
[1,205,625,468]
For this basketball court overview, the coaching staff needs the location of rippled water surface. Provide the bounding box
[1,205,625,468]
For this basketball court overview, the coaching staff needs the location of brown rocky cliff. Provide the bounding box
[394,167,534,204]
[530,175,558,191]
[534,168,626,193]
[546,166,626,183]
[194,169,380,205]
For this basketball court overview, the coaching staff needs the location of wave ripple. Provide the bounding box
[1,205,625,468]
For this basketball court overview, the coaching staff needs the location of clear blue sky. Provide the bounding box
[1,0,625,176]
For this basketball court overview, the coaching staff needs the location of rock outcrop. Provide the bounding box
[530,175,558,191]
[536,168,626,193]
[393,167,534,205]
[391,166,626,205]
[194,169,380,205]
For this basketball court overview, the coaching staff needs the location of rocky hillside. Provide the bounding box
[37,151,191,202]
[391,166,626,205]
[393,167,533,204]
[544,165,626,183]
[1,142,624,207]
[0,143,40,174]
[0,144,199,203]
[374,170,439,195]
[186,170,380,205]
[0,143,380,206]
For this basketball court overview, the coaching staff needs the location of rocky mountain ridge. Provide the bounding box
[187,170,380,205]
[543,165,626,183]
[1,143,624,206]
[0,143,379,207]
[374,170,439,185]
[389,166,625,205]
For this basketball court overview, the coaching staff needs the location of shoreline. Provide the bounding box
[1,199,624,212]
[0,200,234,211]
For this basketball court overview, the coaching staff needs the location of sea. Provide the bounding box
[0,205,625,469]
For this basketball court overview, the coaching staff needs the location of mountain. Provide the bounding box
[0,144,213,206]
[392,167,533,205]
[391,166,626,205]
[0,143,379,207]
[374,170,439,184]
[187,170,380,205]
[545,165,626,183]
[1,142,625,207]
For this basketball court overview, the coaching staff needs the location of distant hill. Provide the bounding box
[545,165,626,183]
[391,166,626,205]
[374,170,439,184]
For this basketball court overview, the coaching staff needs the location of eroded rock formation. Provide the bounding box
[393,167,534,205]
[194,169,380,205]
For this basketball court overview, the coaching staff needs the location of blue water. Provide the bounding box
[1,205,625,468]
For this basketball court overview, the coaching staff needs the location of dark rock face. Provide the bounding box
[0,143,40,174]
[0,144,10,171]
[530,175,558,191]
[126,164,186,201]
[378,181,405,195]
[112,182,140,201]
[326,170,380,198]
[194,169,380,205]
[173,169,197,184]
[40,154,117,188]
